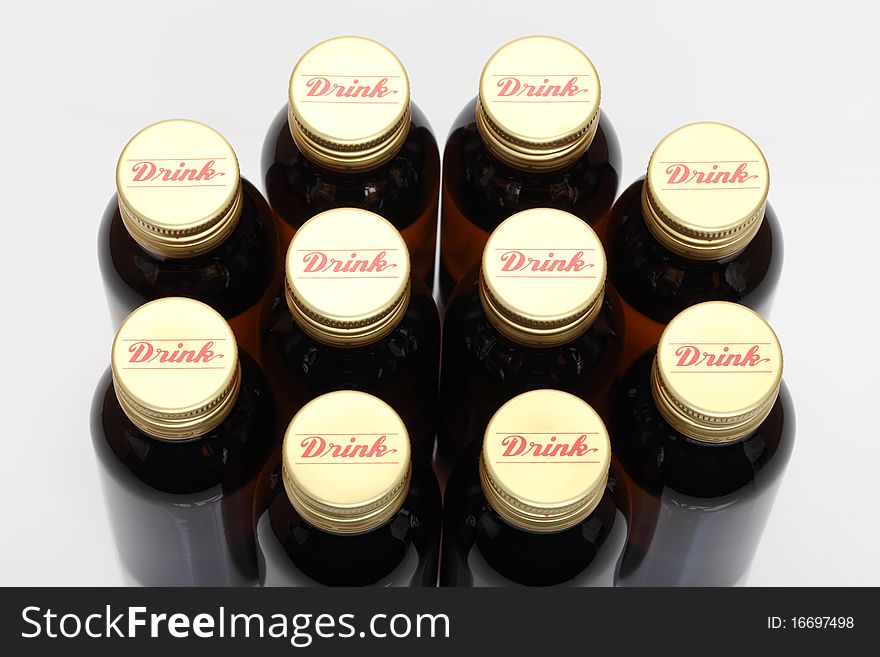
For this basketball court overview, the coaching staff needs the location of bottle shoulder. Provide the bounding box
[98,182,276,320]
[407,100,439,149]
[443,103,621,224]
[612,354,794,497]
[443,271,621,370]
[608,177,782,250]
[239,177,276,228]
[442,442,620,586]
[97,194,122,281]
[100,180,275,261]
[263,462,440,586]
[269,278,439,355]
[607,179,783,322]
[91,353,275,494]
[262,103,439,222]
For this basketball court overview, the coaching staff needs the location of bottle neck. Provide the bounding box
[475,100,599,173]
[285,277,411,348]
[479,453,608,533]
[287,103,412,173]
[118,180,244,258]
[650,355,780,444]
[114,360,241,441]
[479,273,604,348]
[640,180,765,261]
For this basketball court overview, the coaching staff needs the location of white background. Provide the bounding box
[1,0,877,586]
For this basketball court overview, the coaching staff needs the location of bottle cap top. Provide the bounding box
[115,120,243,257]
[480,389,611,533]
[477,36,601,171]
[288,36,411,172]
[480,208,606,347]
[111,298,240,440]
[643,122,770,260]
[282,391,411,535]
[285,208,411,347]
[652,301,783,443]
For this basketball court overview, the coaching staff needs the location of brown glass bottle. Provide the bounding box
[606,122,782,372]
[260,208,440,464]
[90,298,275,586]
[439,36,621,303]
[612,302,794,586]
[438,208,622,465]
[257,391,441,586]
[99,120,277,359]
[262,36,440,288]
[441,390,624,586]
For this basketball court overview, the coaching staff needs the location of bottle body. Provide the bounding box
[260,277,440,464]
[439,98,621,302]
[90,353,276,586]
[611,352,795,586]
[607,178,783,371]
[258,463,441,586]
[438,266,622,465]
[441,442,624,587]
[98,179,278,359]
[262,102,440,289]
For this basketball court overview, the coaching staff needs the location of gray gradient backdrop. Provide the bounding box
[1,0,877,585]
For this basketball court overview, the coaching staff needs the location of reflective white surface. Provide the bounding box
[0,0,877,585]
